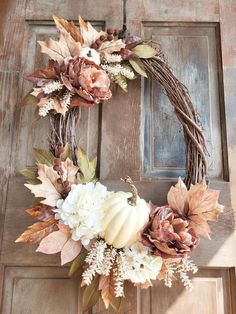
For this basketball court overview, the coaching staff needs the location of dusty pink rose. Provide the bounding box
[60,56,111,105]
[141,205,200,258]
[78,65,112,100]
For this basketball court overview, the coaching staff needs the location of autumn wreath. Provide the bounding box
[16,16,223,312]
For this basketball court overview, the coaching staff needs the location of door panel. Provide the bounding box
[1,0,236,313]
[142,22,225,180]
[141,269,231,314]
[2,267,80,314]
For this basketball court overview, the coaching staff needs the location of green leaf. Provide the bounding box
[110,297,122,311]
[34,107,41,121]
[82,276,100,313]
[32,197,45,206]
[26,178,41,185]
[60,143,72,161]
[32,148,54,166]
[76,147,97,184]
[132,44,156,59]
[19,166,38,179]
[69,249,87,277]
[21,90,38,106]
[129,58,148,78]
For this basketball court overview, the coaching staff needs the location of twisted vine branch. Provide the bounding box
[48,107,80,163]
[141,55,207,188]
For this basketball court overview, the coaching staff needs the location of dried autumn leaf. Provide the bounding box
[187,182,223,238]
[61,238,82,265]
[26,204,54,221]
[167,177,188,216]
[110,296,122,312]
[82,276,100,313]
[132,44,157,58]
[99,274,116,309]
[79,16,106,47]
[38,37,72,65]
[76,147,97,183]
[61,158,79,184]
[25,163,61,207]
[19,166,38,180]
[21,90,39,106]
[32,148,54,166]
[36,229,68,254]
[15,219,57,244]
[53,15,83,43]
[69,248,87,277]
[98,39,125,54]
[70,95,95,108]
[52,98,69,116]
[129,58,147,77]
[26,69,57,85]
[167,178,223,238]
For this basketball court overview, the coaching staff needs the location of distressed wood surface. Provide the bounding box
[2,267,79,314]
[142,23,224,179]
[100,79,141,180]
[1,0,236,313]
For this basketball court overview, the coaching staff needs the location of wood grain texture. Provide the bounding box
[25,0,123,28]
[0,72,19,253]
[219,0,236,223]
[140,269,231,314]
[0,0,27,71]
[92,283,137,314]
[2,267,79,314]
[142,23,225,180]
[1,0,236,313]
[100,80,141,180]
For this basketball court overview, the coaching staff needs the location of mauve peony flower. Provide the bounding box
[60,56,112,105]
[141,205,200,258]
[78,65,112,100]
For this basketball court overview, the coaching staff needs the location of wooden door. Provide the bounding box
[0,0,236,313]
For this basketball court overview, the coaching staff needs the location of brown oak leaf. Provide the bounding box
[15,219,57,244]
[167,178,223,238]
[79,16,106,47]
[53,16,84,43]
[37,224,82,265]
[61,238,82,265]
[99,274,116,309]
[26,204,54,221]
[36,229,68,254]
[98,39,125,55]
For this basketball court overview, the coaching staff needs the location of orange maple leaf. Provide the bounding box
[167,178,223,238]
[15,219,57,244]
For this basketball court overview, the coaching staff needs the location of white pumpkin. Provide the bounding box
[79,47,100,65]
[100,190,150,249]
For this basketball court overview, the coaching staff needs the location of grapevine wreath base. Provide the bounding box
[16,16,223,312]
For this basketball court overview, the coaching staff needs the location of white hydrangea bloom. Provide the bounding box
[55,182,109,245]
[123,243,163,284]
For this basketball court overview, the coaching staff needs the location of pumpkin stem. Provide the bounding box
[121,176,138,206]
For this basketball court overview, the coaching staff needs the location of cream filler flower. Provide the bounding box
[55,182,109,246]
[121,243,163,284]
